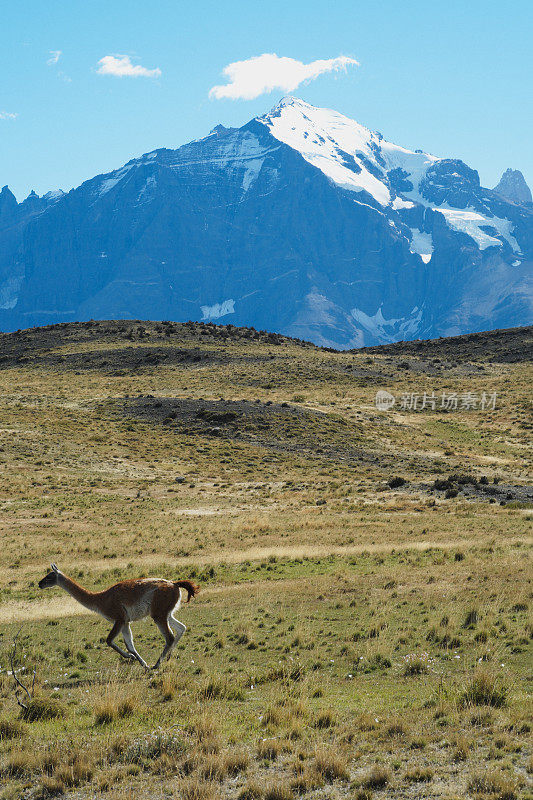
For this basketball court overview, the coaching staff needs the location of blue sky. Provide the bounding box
[1,0,532,200]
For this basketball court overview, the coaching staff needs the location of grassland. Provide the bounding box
[0,320,531,799]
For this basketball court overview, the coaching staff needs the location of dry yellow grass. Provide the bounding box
[0,321,531,798]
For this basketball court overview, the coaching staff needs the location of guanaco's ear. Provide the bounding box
[50,563,59,573]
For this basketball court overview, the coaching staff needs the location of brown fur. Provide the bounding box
[174,579,200,603]
[55,575,199,620]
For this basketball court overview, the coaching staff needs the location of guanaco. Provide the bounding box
[38,564,199,669]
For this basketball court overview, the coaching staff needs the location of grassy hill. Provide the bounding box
[0,320,531,800]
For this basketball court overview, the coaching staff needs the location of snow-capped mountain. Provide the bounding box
[0,97,531,347]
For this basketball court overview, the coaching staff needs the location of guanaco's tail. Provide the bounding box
[175,579,200,602]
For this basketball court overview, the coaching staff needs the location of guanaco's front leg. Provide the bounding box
[106,620,135,661]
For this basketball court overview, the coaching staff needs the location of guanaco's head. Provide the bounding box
[39,563,60,589]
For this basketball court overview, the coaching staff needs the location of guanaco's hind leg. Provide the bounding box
[169,613,186,645]
[151,587,188,669]
[152,617,175,670]
[152,613,186,669]
[106,620,135,661]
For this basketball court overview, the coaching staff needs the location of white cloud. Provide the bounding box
[0,111,18,120]
[96,55,161,79]
[209,53,359,101]
[47,50,62,65]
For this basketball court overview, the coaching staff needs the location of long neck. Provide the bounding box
[57,573,96,610]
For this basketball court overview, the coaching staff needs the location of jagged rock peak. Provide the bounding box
[493,168,532,204]
[20,190,42,209]
[206,123,236,139]
[0,185,17,202]
[274,95,313,109]
[43,189,65,201]
[0,185,18,220]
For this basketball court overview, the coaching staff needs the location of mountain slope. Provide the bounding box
[0,98,531,347]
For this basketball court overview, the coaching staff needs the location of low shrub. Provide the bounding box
[448,473,477,485]
[460,670,507,708]
[313,746,349,781]
[468,769,519,799]
[452,735,472,761]
[433,478,453,491]
[404,656,429,676]
[463,609,479,628]
[120,730,185,763]
[53,758,93,787]
[257,739,283,761]
[238,781,263,800]
[223,748,249,775]
[388,477,407,489]
[404,766,433,782]
[313,711,335,729]
[361,765,391,789]
[470,710,494,727]
[35,776,66,798]
[21,695,65,722]
[0,718,25,740]
[384,719,405,738]
[198,753,227,782]
[2,750,38,777]
[263,781,294,800]
[177,777,221,800]
[261,706,282,729]
[290,765,325,793]
[409,737,427,750]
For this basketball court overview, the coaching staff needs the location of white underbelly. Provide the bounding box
[125,590,156,621]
